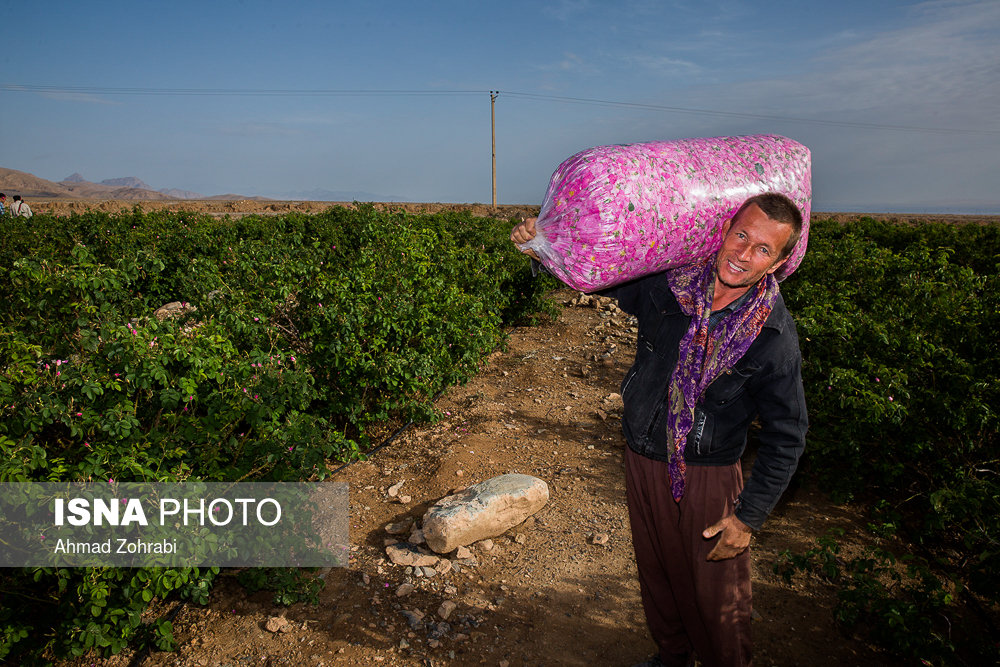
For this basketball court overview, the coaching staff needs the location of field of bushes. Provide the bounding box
[1,207,997,664]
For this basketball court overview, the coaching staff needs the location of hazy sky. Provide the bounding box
[2,0,998,212]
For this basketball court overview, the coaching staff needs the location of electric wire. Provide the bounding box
[3,83,997,136]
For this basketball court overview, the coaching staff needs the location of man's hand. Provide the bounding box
[510,217,540,261]
[703,513,753,561]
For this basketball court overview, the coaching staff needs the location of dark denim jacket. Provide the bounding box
[603,271,808,530]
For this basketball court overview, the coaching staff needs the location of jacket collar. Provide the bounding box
[650,272,788,334]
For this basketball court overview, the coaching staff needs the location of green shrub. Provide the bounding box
[778,217,1000,663]
[0,206,554,661]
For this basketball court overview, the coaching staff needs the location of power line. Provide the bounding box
[1,84,486,97]
[4,83,998,136]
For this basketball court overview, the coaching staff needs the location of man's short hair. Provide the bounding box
[734,192,803,259]
[13,195,21,201]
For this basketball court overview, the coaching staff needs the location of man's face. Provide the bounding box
[714,203,793,289]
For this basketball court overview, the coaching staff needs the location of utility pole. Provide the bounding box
[490,91,498,209]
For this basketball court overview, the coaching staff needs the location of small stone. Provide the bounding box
[386,543,440,567]
[480,539,494,551]
[456,470,464,477]
[400,609,425,630]
[435,559,453,574]
[362,573,370,585]
[388,481,405,497]
[421,566,438,578]
[153,301,198,321]
[429,639,441,648]
[514,533,527,545]
[591,533,610,546]
[396,583,415,597]
[455,545,473,560]
[438,600,458,620]
[265,616,289,633]
[408,527,426,545]
[398,494,412,504]
[399,638,409,649]
[385,520,413,535]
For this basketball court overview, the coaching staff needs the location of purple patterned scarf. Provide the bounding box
[664,257,779,500]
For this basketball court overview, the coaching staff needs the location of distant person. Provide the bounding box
[11,195,32,218]
[0,193,6,216]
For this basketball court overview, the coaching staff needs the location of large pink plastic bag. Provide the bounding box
[520,134,811,292]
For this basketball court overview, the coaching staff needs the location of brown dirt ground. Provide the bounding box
[62,285,904,667]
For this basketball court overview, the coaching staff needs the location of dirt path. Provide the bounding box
[69,289,896,667]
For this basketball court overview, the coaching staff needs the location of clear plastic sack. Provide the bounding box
[520,134,812,291]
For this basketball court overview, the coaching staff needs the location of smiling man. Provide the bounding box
[511,192,808,667]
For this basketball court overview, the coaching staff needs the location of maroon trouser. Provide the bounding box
[625,446,752,667]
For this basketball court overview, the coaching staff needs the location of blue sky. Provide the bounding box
[2,0,998,212]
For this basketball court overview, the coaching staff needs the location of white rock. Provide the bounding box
[386,543,440,567]
[422,474,549,554]
[154,301,197,321]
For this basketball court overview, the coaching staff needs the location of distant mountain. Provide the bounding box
[0,167,258,202]
[158,188,204,199]
[100,176,154,190]
[276,188,405,202]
